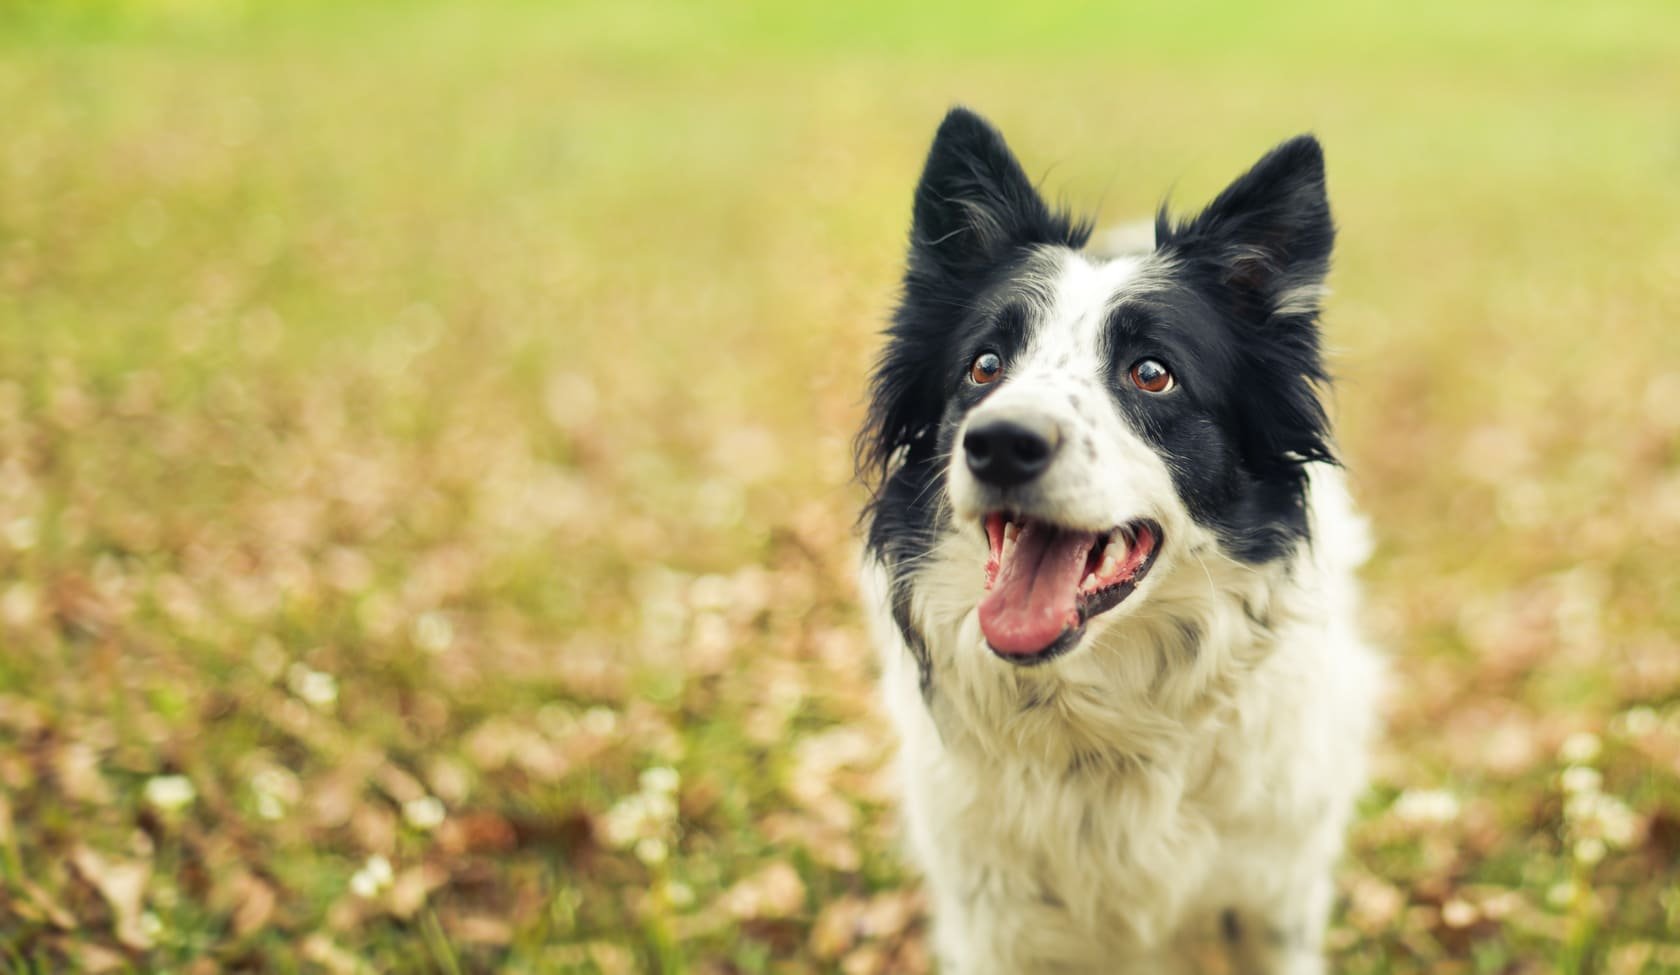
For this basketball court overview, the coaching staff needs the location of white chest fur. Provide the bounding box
[862,471,1382,974]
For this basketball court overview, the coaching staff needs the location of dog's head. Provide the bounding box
[861,108,1336,666]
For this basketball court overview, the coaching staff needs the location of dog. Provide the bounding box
[855,107,1382,974]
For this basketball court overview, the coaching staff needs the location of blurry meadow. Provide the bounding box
[2,0,1680,971]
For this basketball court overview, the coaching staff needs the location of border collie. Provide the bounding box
[856,108,1382,974]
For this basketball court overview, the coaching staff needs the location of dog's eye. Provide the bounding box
[1129,359,1174,393]
[969,351,1004,386]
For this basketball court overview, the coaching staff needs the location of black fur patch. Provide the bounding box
[890,576,933,696]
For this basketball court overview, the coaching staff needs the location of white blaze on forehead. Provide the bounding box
[1020,250,1148,374]
[949,246,1181,537]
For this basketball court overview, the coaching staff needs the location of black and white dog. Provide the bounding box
[857,108,1382,973]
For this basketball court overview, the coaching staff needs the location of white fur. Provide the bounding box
[862,250,1383,974]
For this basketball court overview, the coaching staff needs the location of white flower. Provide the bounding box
[639,766,680,796]
[1565,791,1640,848]
[1558,731,1601,764]
[403,796,446,831]
[287,663,338,709]
[1440,898,1478,928]
[1,583,39,627]
[1574,837,1607,865]
[413,612,454,654]
[4,516,38,551]
[250,765,300,812]
[581,707,618,736]
[663,881,695,908]
[635,837,668,865]
[601,792,677,849]
[255,792,285,821]
[349,855,394,898]
[1560,765,1602,795]
[138,911,164,940]
[687,574,734,612]
[1614,707,1659,738]
[144,775,196,812]
[1391,788,1460,825]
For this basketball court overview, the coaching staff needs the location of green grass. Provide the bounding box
[2,1,1679,971]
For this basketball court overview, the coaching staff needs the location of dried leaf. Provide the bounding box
[719,862,806,921]
[762,812,860,872]
[437,809,519,855]
[302,934,375,975]
[16,877,76,929]
[76,943,131,974]
[373,762,426,805]
[840,944,890,975]
[231,875,277,937]
[386,864,446,920]
[69,844,153,951]
[55,743,112,804]
[447,913,513,945]
[811,895,867,959]
[858,889,921,940]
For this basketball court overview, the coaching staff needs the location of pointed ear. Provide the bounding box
[907,107,1087,281]
[1156,135,1334,322]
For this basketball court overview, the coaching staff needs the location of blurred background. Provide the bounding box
[2,0,1678,971]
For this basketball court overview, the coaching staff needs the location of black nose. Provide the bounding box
[963,417,1061,487]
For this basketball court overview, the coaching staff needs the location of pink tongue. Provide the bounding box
[978,522,1097,656]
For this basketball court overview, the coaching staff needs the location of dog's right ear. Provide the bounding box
[860,110,1087,491]
[907,107,1085,282]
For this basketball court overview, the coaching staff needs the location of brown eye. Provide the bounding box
[969,351,1003,386]
[1129,359,1174,393]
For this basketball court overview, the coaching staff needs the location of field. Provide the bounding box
[2,0,1679,971]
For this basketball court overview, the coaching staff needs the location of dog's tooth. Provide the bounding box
[1001,532,1016,564]
[1080,571,1097,591]
[1098,556,1119,579]
[1005,521,1019,543]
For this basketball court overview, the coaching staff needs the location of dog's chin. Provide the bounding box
[986,620,1089,668]
[976,512,1163,666]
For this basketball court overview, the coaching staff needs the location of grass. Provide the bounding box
[1,0,1679,971]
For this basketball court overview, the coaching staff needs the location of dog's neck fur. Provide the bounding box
[872,498,1340,951]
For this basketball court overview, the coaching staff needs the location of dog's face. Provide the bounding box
[861,109,1336,666]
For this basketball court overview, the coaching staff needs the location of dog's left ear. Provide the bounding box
[1156,135,1334,323]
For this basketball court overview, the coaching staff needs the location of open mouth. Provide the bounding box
[978,513,1163,664]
